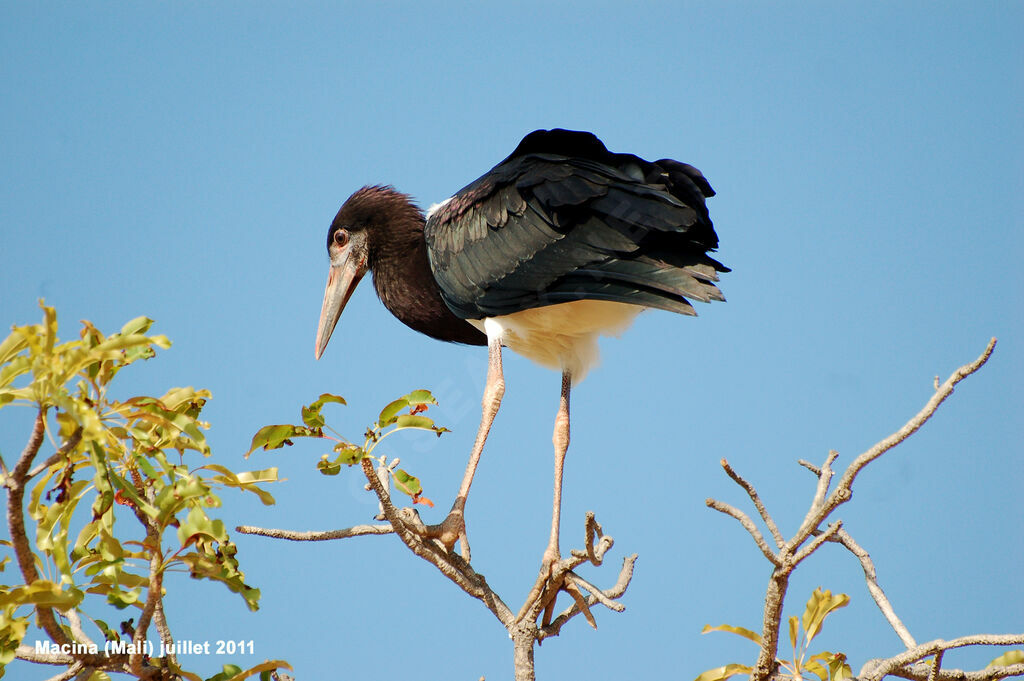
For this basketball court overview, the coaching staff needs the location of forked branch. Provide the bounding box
[706,339,1020,681]
[239,457,636,681]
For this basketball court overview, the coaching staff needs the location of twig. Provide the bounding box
[824,527,916,648]
[41,662,87,681]
[705,498,781,566]
[62,608,96,648]
[236,524,394,540]
[720,458,785,548]
[927,650,944,681]
[887,662,1024,681]
[27,426,83,478]
[796,450,839,538]
[808,338,997,543]
[790,521,841,565]
[797,460,821,476]
[15,646,75,665]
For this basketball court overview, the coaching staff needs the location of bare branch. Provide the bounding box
[721,458,785,548]
[236,523,394,541]
[820,339,996,527]
[860,634,1024,681]
[798,459,822,476]
[796,450,839,539]
[887,662,1024,681]
[927,650,944,681]
[61,608,96,648]
[706,498,781,566]
[358,457,516,626]
[27,426,83,478]
[824,527,916,648]
[131,525,164,676]
[16,646,75,665]
[41,662,87,681]
[790,520,842,565]
[575,511,613,566]
[736,340,999,681]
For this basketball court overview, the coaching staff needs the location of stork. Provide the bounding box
[314,128,727,570]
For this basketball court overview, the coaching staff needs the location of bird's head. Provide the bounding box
[314,185,422,359]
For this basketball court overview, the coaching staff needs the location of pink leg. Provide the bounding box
[437,335,504,560]
[543,370,572,567]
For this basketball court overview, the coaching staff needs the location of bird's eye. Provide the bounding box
[333,229,349,247]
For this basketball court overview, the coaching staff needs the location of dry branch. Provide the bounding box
[240,455,636,681]
[236,523,395,540]
[705,339,1020,681]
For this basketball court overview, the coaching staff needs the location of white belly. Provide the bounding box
[469,300,644,382]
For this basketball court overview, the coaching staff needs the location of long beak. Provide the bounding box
[314,254,366,360]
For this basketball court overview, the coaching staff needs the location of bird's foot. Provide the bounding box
[514,544,569,625]
[414,507,471,563]
[535,545,565,625]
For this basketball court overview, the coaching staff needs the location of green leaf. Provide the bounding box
[701,623,763,645]
[334,443,364,465]
[693,664,754,681]
[801,588,849,642]
[317,457,342,475]
[203,465,279,506]
[829,653,852,681]
[107,470,160,519]
[106,587,143,609]
[378,397,409,426]
[0,330,29,374]
[392,469,422,498]
[246,423,320,456]
[206,664,243,681]
[811,652,853,681]
[301,393,345,428]
[804,660,829,681]
[0,581,83,609]
[989,651,1024,668]
[119,316,155,336]
[177,506,228,547]
[394,414,434,430]
[378,390,437,427]
[93,619,120,643]
[406,389,437,406]
[221,660,293,681]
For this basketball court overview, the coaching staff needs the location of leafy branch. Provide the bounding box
[0,302,287,681]
[700,587,852,681]
[238,391,635,681]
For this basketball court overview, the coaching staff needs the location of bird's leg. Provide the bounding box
[434,335,505,560]
[543,370,572,570]
[516,370,573,625]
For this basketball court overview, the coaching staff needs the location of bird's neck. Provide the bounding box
[369,198,483,344]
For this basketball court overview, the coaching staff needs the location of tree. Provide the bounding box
[1,304,285,680]
[2,304,1020,681]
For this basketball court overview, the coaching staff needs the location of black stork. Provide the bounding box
[314,128,727,568]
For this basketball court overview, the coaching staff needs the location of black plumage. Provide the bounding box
[424,129,728,321]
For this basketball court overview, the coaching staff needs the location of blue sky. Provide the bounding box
[2,3,1021,679]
